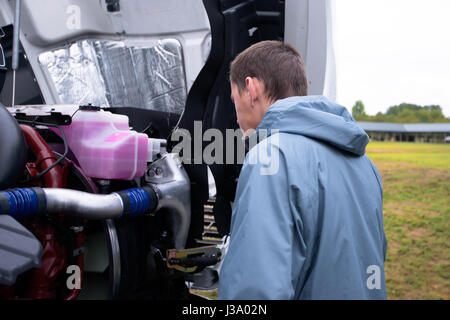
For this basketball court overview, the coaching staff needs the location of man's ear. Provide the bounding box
[245,77,257,107]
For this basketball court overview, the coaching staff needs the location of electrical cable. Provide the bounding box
[18,118,69,184]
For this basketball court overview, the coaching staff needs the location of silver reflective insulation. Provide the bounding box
[38,39,187,114]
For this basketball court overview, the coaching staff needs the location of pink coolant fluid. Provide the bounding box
[52,109,148,180]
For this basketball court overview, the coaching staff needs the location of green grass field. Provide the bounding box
[192,141,450,300]
[366,141,449,300]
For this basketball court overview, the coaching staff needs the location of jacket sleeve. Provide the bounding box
[218,140,306,299]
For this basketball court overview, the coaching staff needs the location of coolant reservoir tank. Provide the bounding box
[54,109,148,180]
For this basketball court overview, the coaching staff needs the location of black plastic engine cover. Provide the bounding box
[0,215,42,285]
[0,103,26,189]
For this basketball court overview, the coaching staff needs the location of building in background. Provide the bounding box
[357,122,450,143]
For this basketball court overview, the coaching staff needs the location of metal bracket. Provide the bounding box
[166,245,221,273]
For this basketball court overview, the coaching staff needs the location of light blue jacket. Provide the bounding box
[219,96,387,300]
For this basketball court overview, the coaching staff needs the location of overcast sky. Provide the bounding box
[333,0,450,117]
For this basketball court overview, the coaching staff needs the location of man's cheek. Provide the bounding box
[236,105,243,124]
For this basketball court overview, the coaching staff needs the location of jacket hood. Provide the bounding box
[254,95,369,156]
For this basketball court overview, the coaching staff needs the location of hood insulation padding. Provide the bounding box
[39,38,187,114]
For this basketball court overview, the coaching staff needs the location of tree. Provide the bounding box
[352,100,368,120]
[382,103,450,123]
[356,102,450,123]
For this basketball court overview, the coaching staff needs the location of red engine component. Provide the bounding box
[25,219,68,299]
[0,125,86,300]
[20,124,64,188]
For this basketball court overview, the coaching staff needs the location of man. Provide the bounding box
[218,40,387,299]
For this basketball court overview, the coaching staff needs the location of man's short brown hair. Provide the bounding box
[230,40,308,101]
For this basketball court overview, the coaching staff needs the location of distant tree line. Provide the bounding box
[351,100,450,123]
